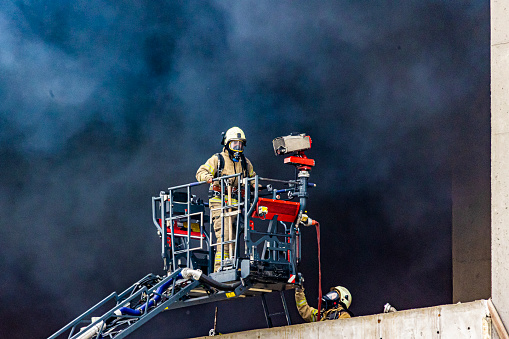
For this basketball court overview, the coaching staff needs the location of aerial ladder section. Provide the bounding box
[49,133,316,339]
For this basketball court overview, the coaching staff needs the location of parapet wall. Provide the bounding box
[196,300,493,339]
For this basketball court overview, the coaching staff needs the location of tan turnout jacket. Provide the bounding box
[196,149,256,271]
[295,287,351,322]
[196,149,256,189]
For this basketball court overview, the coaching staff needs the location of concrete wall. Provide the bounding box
[491,0,509,330]
[197,301,491,339]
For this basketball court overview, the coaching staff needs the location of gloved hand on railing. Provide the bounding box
[295,274,305,292]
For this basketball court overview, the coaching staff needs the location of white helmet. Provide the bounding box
[322,286,352,310]
[222,127,246,146]
[332,286,352,309]
[222,127,246,159]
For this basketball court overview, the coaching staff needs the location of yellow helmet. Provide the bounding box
[222,127,246,146]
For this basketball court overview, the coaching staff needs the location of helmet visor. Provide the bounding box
[323,290,340,302]
[229,140,244,152]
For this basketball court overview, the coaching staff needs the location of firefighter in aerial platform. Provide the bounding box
[295,281,353,322]
[196,127,256,272]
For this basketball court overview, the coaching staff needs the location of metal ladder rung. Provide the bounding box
[260,291,292,328]
[268,311,285,316]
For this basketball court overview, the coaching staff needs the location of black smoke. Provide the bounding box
[0,1,489,338]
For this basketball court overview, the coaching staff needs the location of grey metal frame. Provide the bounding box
[153,174,302,278]
[48,270,189,339]
[49,172,310,339]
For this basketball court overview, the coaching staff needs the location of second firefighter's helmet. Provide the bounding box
[322,286,352,310]
[222,127,246,156]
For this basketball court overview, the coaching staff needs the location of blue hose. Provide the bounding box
[118,273,183,316]
[116,271,239,316]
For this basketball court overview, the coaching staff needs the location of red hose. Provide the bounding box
[316,222,322,320]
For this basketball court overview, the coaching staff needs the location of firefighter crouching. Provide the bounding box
[196,127,256,272]
[295,282,353,322]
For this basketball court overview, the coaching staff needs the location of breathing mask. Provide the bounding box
[321,290,341,310]
[228,140,244,161]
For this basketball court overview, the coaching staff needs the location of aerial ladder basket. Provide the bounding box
[49,133,315,339]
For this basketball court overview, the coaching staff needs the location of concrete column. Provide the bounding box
[491,0,509,328]
[452,174,491,303]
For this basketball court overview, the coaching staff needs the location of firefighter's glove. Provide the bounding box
[295,275,305,292]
